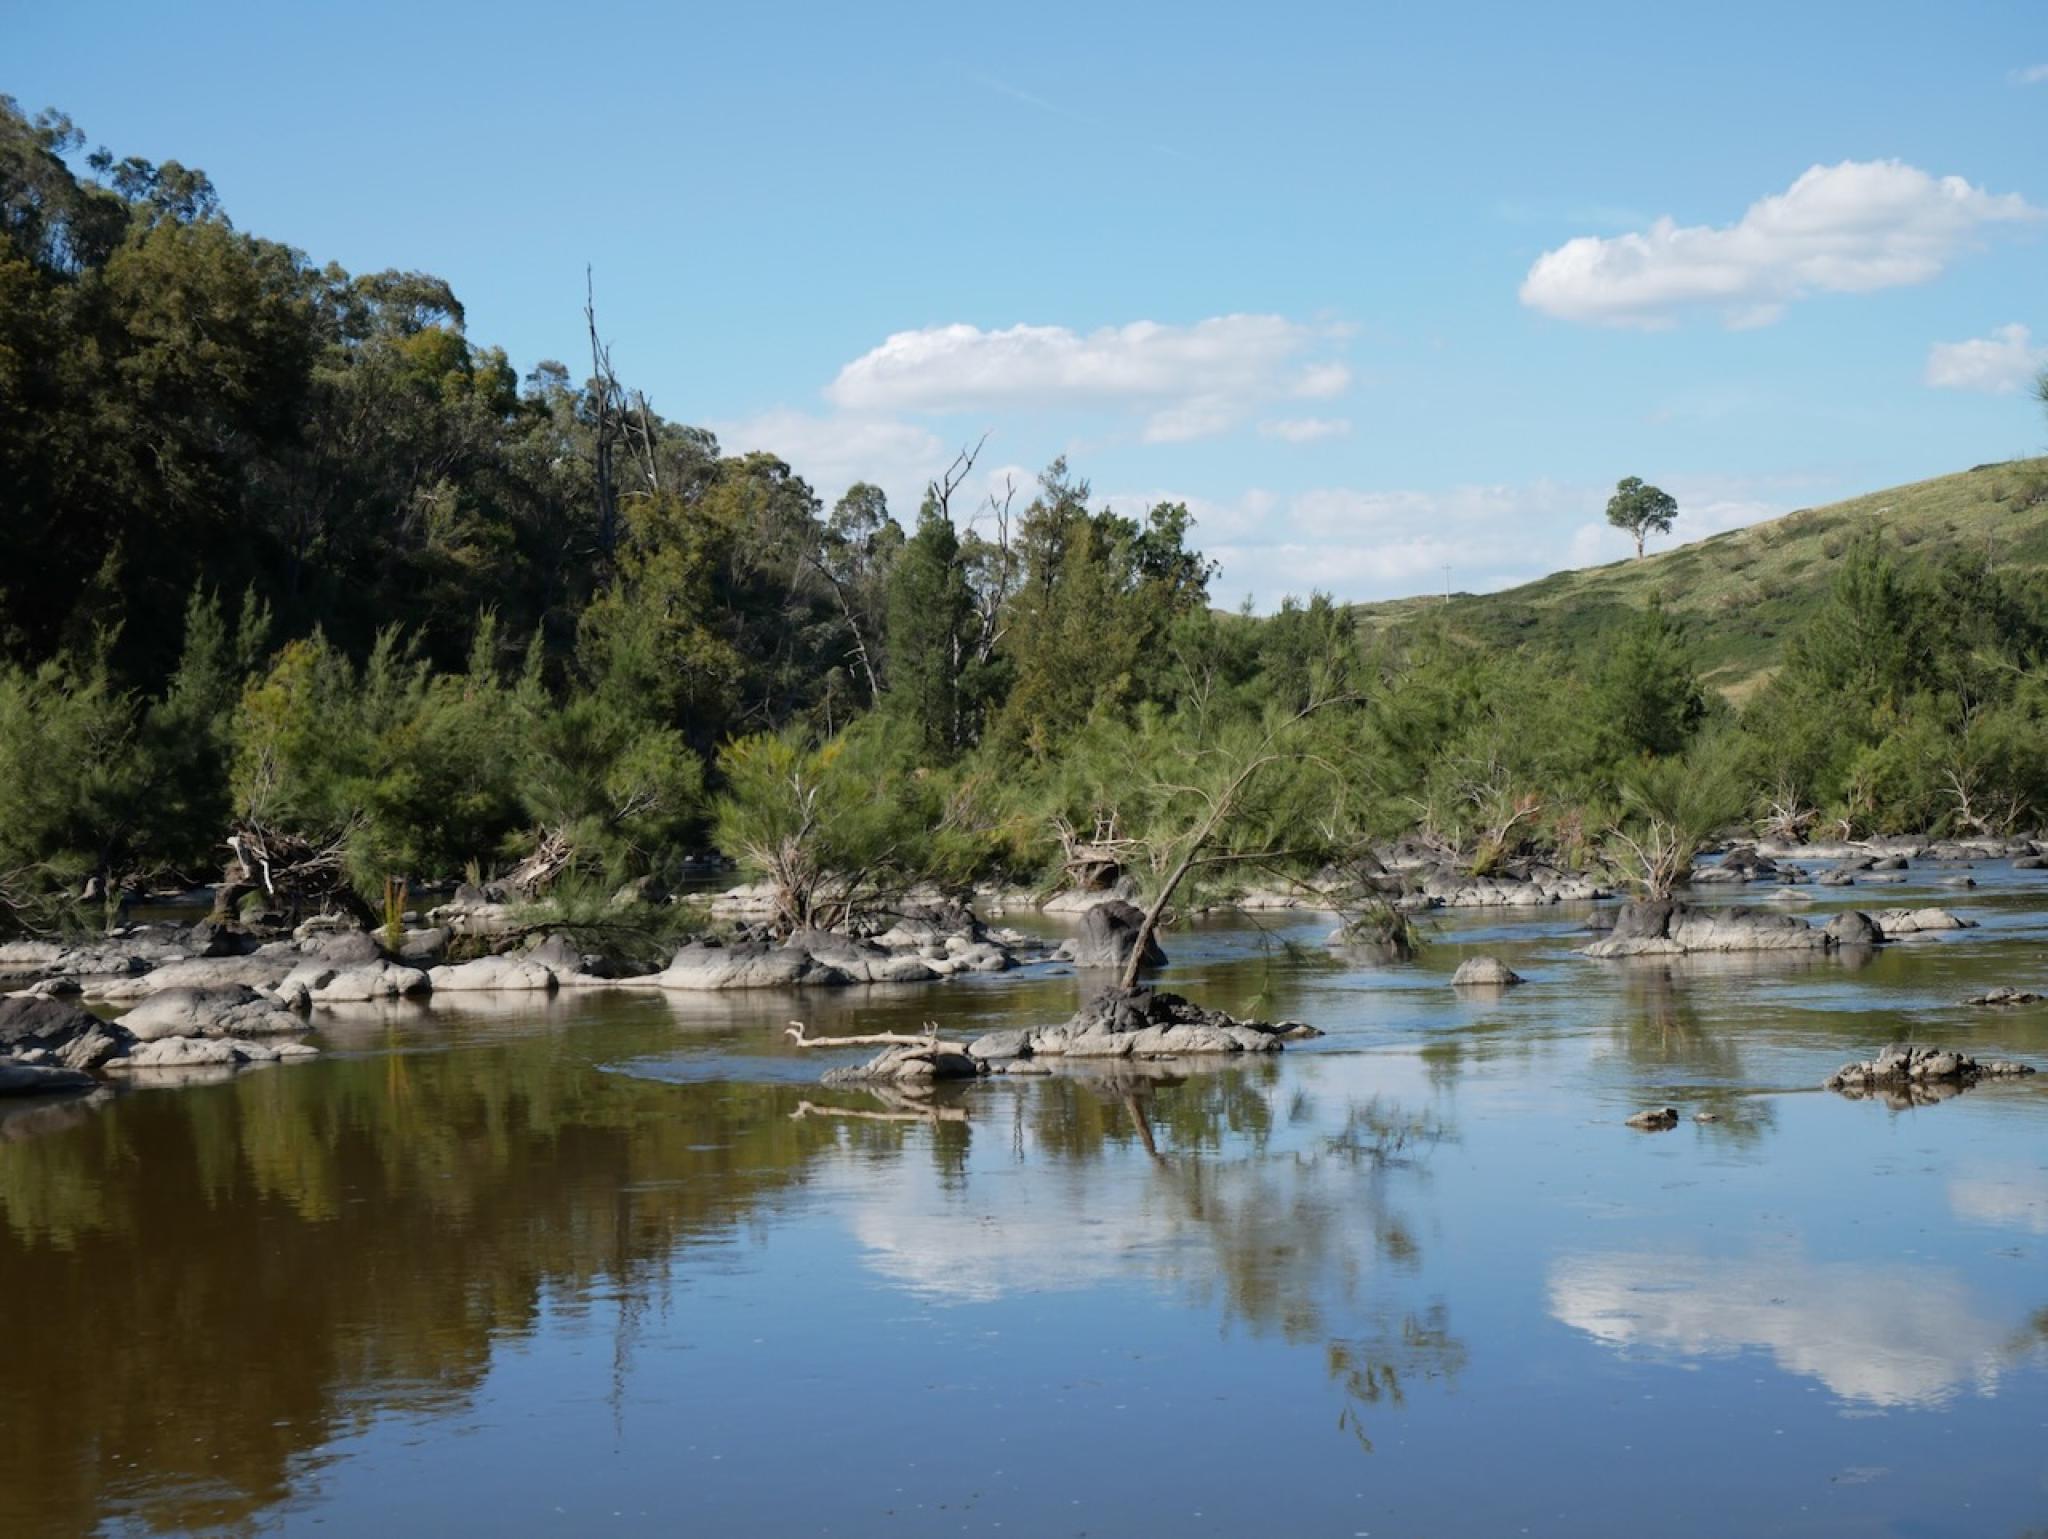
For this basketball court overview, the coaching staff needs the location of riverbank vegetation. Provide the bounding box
[6,97,2048,939]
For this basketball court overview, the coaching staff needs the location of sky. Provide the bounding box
[11,0,2046,608]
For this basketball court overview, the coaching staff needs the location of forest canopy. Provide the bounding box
[6,96,2048,936]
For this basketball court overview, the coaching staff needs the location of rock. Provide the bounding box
[280,959,431,1002]
[1025,987,1317,1059]
[1692,1110,1722,1123]
[1582,901,1831,957]
[1822,910,1885,947]
[1871,907,1977,938]
[1937,875,1978,889]
[0,995,135,1072]
[118,985,307,1041]
[820,1040,986,1085]
[652,939,849,990]
[1825,1044,2035,1092]
[525,933,588,972]
[1068,900,1167,973]
[0,1060,96,1096]
[107,1035,319,1072]
[397,927,449,963]
[2014,854,2048,871]
[1626,1107,1680,1131]
[427,954,559,992]
[1869,855,1909,871]
[1965,986,2043,1006]
[85,951,301,1001]
[19,977,83,998]
[786,929,941,984]
[1451,956,1524,988]
[966,1027,1033,1060]
[313,930,384,965]
[187,918,256,958]
[1816,870,1856,887]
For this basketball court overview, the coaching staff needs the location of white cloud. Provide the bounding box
[1258,416,1352,443]
[1107,473,1797,610]
[1521,160,2039,329]
[711,407,948,511]
[824,314,1350,442]
[1925,322,2048,392]
[1949,1168,2048,1233]
[1550,1248,2024,1408]
[2012,63,2048,85]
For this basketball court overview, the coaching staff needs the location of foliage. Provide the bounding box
[1605,475,1678,559]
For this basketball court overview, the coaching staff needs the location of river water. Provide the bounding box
[3,871,2047,1536]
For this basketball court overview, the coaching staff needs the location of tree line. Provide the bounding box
[5,96,2048,935]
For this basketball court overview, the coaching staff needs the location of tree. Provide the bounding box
[1605,477,1678,560]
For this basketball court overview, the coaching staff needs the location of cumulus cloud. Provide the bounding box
[711,407,949,509]
[1521,159,2039,329]
[1550,1248,2022,1408]
[1925,322,2048,392]
[1258,416,1352,443]
[824,314,1350,442]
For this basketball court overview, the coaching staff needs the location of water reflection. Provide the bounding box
[1548,1248,2047,1407]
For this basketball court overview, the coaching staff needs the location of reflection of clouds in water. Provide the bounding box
[1949,1169,2048,1234]
[841,1169,1192,1303]
[1549,1250,2013,1408]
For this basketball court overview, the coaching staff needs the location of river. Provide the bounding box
[3,871,2046,1536]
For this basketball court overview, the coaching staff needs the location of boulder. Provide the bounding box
[86,951,300,1001]
[1625,1106,1679,1131]
[1871,907,1977,938]
[427,954,559,992]
[0,1060,96,1097]
[785,928,941,984]
[0,995,135,1072]
[652,940,849,990]
[118,985,307,1041]
[1822,910,1885,947]
[281,959,431,1002]
[314,930,384,965]
[1451,956,1524,988]
[1066,900,1167,973]
[2014,855,2048,871]
[1582,901,1830,957]
[966,1027,1033,1061]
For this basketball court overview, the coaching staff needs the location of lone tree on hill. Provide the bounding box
[1606,476,1678,559]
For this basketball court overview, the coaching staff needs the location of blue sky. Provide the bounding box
[12,0,2046,606]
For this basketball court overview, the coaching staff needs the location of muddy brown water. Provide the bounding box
[3,870,2047,1536]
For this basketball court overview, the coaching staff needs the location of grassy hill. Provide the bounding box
[1350,458,2048,700]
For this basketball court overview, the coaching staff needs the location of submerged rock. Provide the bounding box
[1451,956,1524,988]
[107,1035,318,1072]
[1824,1044,2035,1092]
[1965,986,2044,1006]
[1625,1106,1680,1130]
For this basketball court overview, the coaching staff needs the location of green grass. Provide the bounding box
[1349,458,2048,700]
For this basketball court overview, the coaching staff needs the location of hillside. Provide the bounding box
[1349,458,2048,699]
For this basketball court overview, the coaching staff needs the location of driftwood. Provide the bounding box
[784,1020,974,1052]
[215,825,374,925]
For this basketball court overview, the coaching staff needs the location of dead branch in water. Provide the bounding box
[784,1020,974,1051]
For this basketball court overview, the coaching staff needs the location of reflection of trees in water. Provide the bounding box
[0,1051,857,1538]
[1616,966,1746,1078]
[1112,1078,1466,1454]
